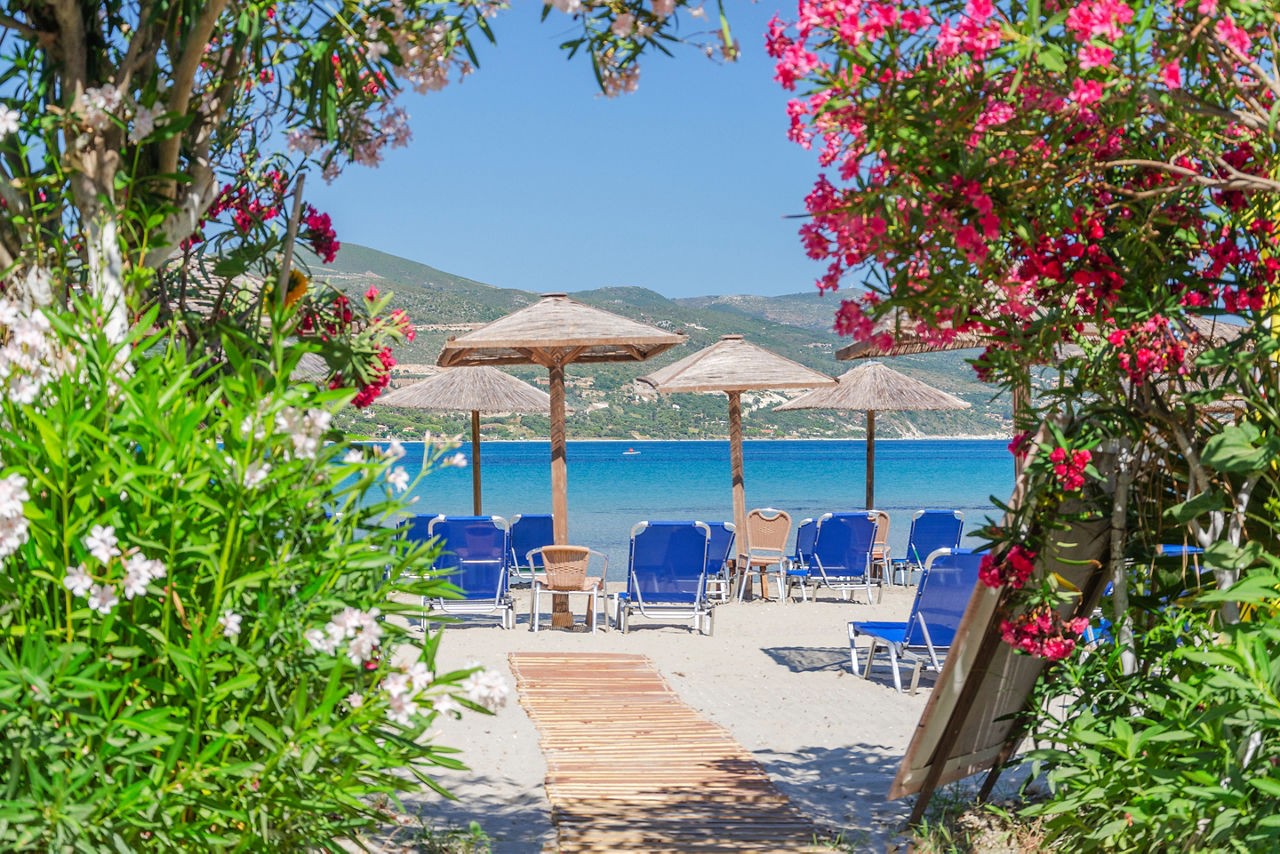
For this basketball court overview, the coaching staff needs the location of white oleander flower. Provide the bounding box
[431,693,462,718]
[242,461,271,489]
[219,610,242,638]
[63,564,93,597]
[385,693,419,725]
[121,568,149,599]
[343,448,364,464]
[386,439,406,460]
[0,106,19,137]
[87,583,119,615]
[129,104,158,143]
[445,453,467,468]
[460,668,509,712]
[386,466,409,492]
[345,692,364,710]
[305,628,338,655]
[382,672,411,698]
[405,661,433,692]
[84,524,119,563]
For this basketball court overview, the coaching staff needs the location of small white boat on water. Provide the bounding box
[622,447,641,456]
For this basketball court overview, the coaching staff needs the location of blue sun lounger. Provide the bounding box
[848,547,984,693]
[890,509,964,585]
[806,512,881,604]
[418,514,515,629]
[703,522,736,602]
[507,513,554,586]
[614,521,713,635]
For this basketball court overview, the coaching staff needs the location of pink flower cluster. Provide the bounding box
[303,205,340,263]
[1064,0,1133,43]
[1106,316,1187,383]
[978,545,1037,589]
[1001,607,1090,660]
[1049,446,1091,491]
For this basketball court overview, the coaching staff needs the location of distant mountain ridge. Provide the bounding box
[300,244,1010,440]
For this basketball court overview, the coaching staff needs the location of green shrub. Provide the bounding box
[0,300,503,850]
[1022,594,1280,852]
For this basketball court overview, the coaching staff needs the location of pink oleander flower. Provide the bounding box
[1071,78,1104,107]
[1078,44,1114,70]
[1160,61,1181,89]
[1214,18,1251,56]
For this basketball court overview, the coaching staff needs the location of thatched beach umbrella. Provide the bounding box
[437,293,684,544]
[637,335,836,564]
[774,361,970,509]
[379,366,551,514]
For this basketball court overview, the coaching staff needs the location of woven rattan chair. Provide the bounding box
[737,508,791,602]
[529,545,608,633]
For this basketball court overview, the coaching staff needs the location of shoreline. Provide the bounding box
[352,434,1012,444]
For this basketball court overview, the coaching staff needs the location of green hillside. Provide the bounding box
[299,245,1011,441]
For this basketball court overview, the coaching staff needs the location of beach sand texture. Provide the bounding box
[406,585,938,852]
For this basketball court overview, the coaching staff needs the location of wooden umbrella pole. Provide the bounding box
[1012,377,1029,478]
[548,360,572,628]
[728,392,749,597]
[470,410,482,515]
[866,409,876,510]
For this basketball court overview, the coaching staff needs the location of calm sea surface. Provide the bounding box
[376,439,1012,581]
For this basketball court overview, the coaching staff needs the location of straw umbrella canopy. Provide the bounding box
[437,293,685,545]
[637,334,837,563]
[378,366,551,514]
[774,362,970,509]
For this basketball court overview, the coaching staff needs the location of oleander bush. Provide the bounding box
[0,300,504,851]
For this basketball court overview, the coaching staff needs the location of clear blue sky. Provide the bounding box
[306,2,829,299]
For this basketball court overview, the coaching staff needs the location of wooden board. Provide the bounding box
[510,652,827,852]
[890,445,1115,810]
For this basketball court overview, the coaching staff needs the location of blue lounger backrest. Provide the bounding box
[792,518,818,568]
[910,548,984,648]
[628,521,710,605]
[510,513,554,569]
[428,515,510,601]
[704,522,736,579]
[905,510,965,566]
[812,512,878,575]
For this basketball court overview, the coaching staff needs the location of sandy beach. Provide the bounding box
[399,584,952,852]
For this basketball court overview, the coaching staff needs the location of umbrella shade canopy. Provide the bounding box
[638,335,836,565]
[436,293,685,552]
[774,362,970,413]
[437,293,685,368]
[379,367,550,515]
[379,366,551,414]
[775,362,970,509]
[638,334,839,393]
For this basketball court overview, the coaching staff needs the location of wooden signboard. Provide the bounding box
[891,452,1114,820]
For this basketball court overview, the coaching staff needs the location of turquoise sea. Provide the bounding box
[386,439,1012,581]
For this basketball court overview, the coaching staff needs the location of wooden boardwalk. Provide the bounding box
[509,652,826,852]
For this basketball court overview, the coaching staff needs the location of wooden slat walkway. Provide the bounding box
[509,652,826,852]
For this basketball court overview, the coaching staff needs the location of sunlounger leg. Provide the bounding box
[887,644,903,693]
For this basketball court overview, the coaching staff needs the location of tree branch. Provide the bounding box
[1098,159,1280,194]
[156,0,230,196]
